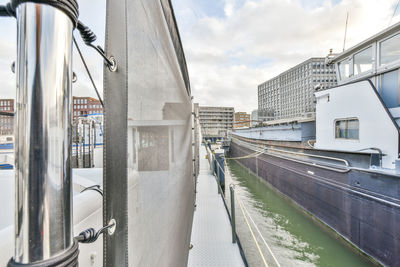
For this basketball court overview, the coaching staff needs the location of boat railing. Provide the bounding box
[205,145,249,266]
[232,137,351,173]
[206,145,282,267]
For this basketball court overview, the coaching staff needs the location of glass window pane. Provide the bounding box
[338,59,349,79]
[335,119,359,139]
[380,33,400,65]
[354,46,372,75]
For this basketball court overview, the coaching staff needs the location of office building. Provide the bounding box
[198,106,234,141]
[250,109,259,127]
[258,58,337,121]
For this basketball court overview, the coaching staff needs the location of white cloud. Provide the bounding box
[0,0,106,100]
[1,0,399,114]
[224,0,235,17]
[173,0,400,113]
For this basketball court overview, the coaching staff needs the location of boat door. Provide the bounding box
[379,69,400,108]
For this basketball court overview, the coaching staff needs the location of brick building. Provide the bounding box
[0,99,14,136]
[234,112,250,128]
[73,96,103,121]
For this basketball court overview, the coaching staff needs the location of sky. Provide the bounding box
[0,0,400,113]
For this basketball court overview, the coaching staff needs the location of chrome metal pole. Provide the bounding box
[14,3,74,264]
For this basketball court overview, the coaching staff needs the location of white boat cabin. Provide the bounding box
[315,22,400,169]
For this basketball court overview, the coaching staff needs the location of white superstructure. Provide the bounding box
[315,21,400,170]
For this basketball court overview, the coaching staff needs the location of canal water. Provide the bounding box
[224,159,377,267]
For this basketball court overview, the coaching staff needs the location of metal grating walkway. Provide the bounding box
[188,146,244,267]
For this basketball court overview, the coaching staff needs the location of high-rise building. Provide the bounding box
[250,109,259,127]
[258,58,337,121]
[198,106,234,141]
[0,99,14,136]
[73,96,103,121]
[234,112,250,128]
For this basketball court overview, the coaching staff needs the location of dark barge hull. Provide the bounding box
[229,141,400,266]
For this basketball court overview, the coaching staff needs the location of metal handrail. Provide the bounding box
[205,145,249,267]
[232,137,351,173]
[268,147,349,166]
[234,137,349,166]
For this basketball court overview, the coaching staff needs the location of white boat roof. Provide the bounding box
[328,21,400,63]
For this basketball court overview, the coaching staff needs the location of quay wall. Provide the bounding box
[230,141,400,266]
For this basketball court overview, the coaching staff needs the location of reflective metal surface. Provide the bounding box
[14,3,73,263]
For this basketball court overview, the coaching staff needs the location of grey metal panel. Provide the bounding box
[104,0,194,266]
[103,0,128,266]
[160,0,191,95]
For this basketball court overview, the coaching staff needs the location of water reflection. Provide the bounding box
[225,159,376,267]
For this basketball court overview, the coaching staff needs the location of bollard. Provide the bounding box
[230,185,237,243]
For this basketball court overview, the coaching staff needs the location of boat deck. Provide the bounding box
[188,146,244,267]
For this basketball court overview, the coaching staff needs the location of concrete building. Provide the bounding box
[234,112,250,128]
[258,58,337,121]
[250,109,259,127]
[0,99,14,136]
[198,106,234,141]
[73,96,103,121]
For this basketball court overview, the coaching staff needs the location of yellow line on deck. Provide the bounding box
[237,197,269,267]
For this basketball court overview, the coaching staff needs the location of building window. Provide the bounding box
[338,58,350,80]
[354,46,372,75]
[335,118,359,139]
[380,33,400,66]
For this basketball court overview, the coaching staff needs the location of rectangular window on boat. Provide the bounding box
[354,46,372,75]
[380,33,400,65]
[335,118,359,140]
[338,59,350,80]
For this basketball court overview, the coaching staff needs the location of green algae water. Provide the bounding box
[224,159,377,267]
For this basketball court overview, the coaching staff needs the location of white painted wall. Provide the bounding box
[315,80,399,169]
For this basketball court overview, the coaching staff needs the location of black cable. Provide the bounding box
[76,20,114,67]
[80,184,103,196]
[73,36,104,108]
[0,2,14,17]
[76,223,114,243]
[10,0,79,26]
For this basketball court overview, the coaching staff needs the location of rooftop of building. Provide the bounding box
[199,106,235,112]
[258,57,331,87]
[73,96,101,102]
[260,114,315,126]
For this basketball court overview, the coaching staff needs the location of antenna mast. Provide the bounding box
[343,12,349,52]
[343,12,349,51]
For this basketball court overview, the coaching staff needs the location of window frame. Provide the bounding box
[334,117,360,140]
[353,45,374,76]
[337,57,351,81]
[378,32,400,68]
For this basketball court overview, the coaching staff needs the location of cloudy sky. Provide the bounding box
[0,0,399,113]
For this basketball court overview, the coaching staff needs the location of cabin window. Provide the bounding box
[335,118,359,140]
[380,33,400,65]
[353,46,372,75]
[338,59,350,79]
